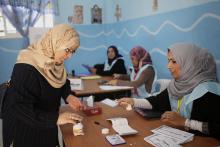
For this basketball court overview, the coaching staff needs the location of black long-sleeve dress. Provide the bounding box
[147,89,220,139]
[95,59,127,76]
[3,63,72,147]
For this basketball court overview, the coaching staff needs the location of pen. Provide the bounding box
[94,121,108,128]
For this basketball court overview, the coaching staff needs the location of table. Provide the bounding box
[60,103,220,147]
[70,76,132,100]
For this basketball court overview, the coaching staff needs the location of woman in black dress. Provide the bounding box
[89,45,127,76]
[3,24,84,147]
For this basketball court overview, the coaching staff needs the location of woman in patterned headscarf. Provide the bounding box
[3,24,84,147]
[118,43,220,139]
[108,46,157,98]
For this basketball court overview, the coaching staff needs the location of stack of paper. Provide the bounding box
[99,85,133,90]
[80,75,101,80]
[144,125,194,147]
[107,117,138,136]
[101,98,118,107]
[69,78,83,90]
[84,95,94,107]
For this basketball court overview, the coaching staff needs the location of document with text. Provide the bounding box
[99,85,133,90]
[101,98,118,107]
[144,125,194,146]
[144,133,182,147]
[107,117,138,136]
[69,78,83,90]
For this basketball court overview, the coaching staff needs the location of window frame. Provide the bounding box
[0,8,54,39]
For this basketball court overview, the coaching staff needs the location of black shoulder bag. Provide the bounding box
[0,80,10,118]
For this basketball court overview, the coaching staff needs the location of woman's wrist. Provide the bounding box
[66,94,75,103]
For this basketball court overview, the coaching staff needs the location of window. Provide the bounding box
[0,8,54,38]
[34,13,54,28]
[0,9,16,37]
[0,11,5,36]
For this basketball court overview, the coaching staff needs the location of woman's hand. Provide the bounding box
[113,74,121,79]
[57,112,83,125]
[107,79,118,85]
[90,67,97,74]
[161,111,186,128]
[66,95,85,111]
[117,98,134,109]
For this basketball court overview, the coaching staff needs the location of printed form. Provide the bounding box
[107,117,138,136]
[144,125,194,147]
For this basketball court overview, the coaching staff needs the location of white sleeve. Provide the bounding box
[185,119,203,132]
[133,98,152,109]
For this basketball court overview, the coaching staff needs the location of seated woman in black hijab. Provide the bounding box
[89,45,127,76]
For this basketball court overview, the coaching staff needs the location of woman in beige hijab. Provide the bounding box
[3,24,83,147]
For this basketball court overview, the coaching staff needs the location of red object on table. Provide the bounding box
[83,107,102,116]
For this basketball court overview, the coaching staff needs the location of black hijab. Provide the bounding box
[107,45,122,65]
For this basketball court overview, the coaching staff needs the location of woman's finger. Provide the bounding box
[161,111,171,119]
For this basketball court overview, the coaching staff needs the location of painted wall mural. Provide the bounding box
[71,5,83,24]
[91,4,102,24]
[152,0,158,12]
[115,4,122,22]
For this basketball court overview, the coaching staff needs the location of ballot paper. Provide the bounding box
[69,78,83,90]
[101,98,118,107]
[144,133,182,147]
[107,117,138,136]
[84,95,94,107]
[151,125,194,144]
[80,75,101,80]
[144,125,194,146]
[99,85,133,90]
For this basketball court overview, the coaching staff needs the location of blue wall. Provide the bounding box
[65,1,220,79]
[55,0,216,24]
[0,38,27,82]
[0,1,220,83]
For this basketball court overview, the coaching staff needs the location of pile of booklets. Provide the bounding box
[107,117,138,136]
[144,125,194,147]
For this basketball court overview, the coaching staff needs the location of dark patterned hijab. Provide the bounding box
[130,46,152,73]
[167,43,217,98]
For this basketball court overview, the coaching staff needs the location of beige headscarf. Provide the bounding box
[16,24,80,88]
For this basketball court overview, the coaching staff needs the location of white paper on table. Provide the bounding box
[85,95,94,107]
[107,117,138,136]
[144,133,182,147]
[151,125,194,144]
[69,78,83,90]
[101,98,118,107]
[99,85,133,90]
